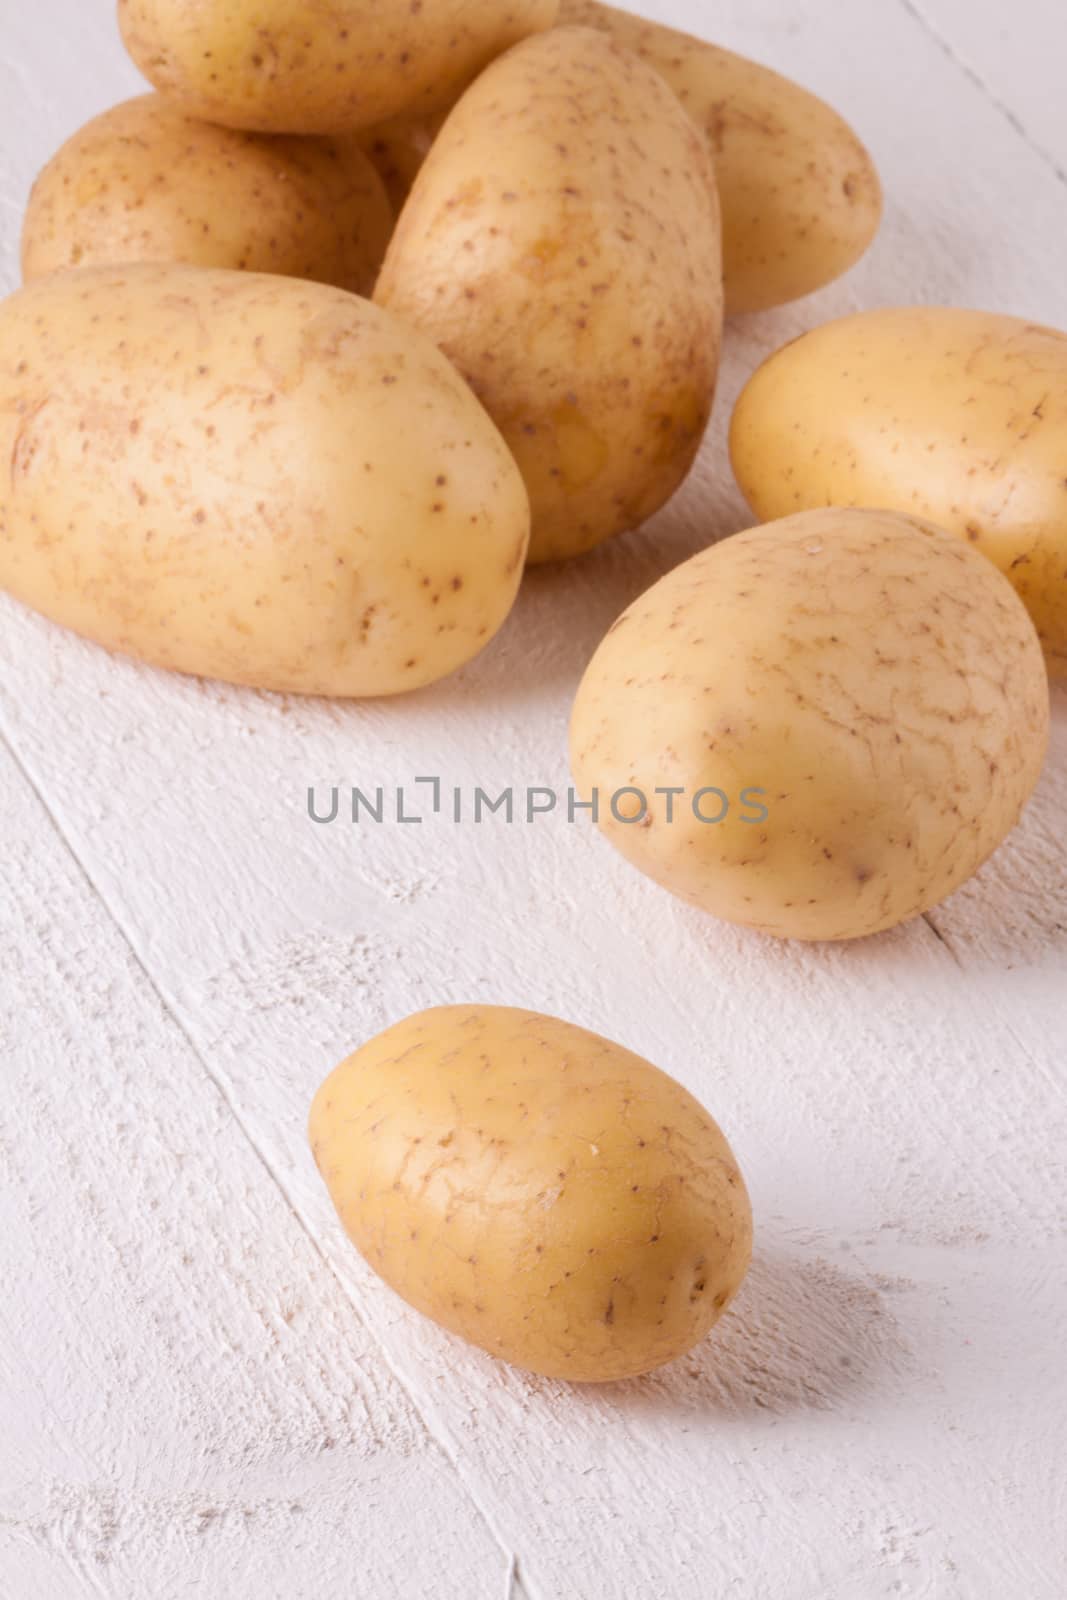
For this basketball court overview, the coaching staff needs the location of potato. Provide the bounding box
[118,0,561,136]
[21,95,393,295]
[0,264,528,696]
[376,27,723,564]
[570,509,1049,942]
[730,308,1067,677]
[559,0,882,313]
[309,1005,752,1382]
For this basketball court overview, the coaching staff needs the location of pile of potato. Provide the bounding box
[2,0,1062,1380]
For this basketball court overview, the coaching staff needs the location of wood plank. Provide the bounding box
[0,744,509,1598]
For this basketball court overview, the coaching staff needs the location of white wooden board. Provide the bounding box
[1,3,1065,1597]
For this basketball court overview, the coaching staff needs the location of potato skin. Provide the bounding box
[730,308,1067,677]
[376,27,723,564]
[309,1005,752,1382]
[570,510,1049,942]
[118,0,560,136]
[559,0,882,314]
[21,96,393,295]
[0,264,528,696]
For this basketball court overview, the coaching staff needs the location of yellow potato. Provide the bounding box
[559,0,882,313]
[376,26,723,564]
[119,0,560,136]
[21,95,393,295]
[570,509,1049,942]
[730,307,1067,677]
[0,264,528,696]
[309,1005,752,1382]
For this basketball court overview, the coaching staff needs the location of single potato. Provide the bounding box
[570,509,1049,942]
[21,95,393,294]
[309,1005,752,1382]
[376,26,723,564]
[119,0,560,135]
[730,307,1067,676]
[0,264,528,696]
[559,0,882,313]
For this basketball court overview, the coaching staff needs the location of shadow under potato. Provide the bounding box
[562,1245,913,1419]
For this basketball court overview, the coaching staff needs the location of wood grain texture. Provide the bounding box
[1,2,1065,1597]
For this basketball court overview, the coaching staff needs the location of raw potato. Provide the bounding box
[21,95,393,295]
[0,264,529,696]
[118,0,561,136]
[570,509,1049,942]
[730,307,1067,676]
[376,27,723,564]
[559,0,882,313]
[309,1005,752,1382]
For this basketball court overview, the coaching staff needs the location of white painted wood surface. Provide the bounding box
[1,3,1065,1597]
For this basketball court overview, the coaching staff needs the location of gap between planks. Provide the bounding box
[897,0,1067,189]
